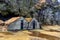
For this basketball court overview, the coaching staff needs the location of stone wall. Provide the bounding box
[0,23,7,32]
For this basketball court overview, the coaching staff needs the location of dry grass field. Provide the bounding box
[0,28,60,40]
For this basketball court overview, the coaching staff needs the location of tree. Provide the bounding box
[0,0,39,17]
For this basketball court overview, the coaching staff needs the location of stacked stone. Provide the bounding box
[0,20,7,32]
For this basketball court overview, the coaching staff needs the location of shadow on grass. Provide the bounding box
[28,31,60,40]
[0,32,14,35]
[45,29,60,32]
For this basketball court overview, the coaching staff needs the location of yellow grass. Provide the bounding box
[0,29,60,40]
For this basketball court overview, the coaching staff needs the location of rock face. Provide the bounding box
[46,0,59,7]
[38,4,60,25]
[53,11,60,25]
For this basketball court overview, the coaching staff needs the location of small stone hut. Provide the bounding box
[7,17,28,31]
[28,18,40,29]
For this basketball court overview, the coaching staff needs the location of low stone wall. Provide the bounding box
[0,23,8,32]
